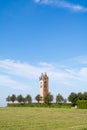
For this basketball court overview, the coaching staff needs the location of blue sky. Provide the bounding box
[0,0,87,106]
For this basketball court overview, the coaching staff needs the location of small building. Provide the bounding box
[39,73,49,103]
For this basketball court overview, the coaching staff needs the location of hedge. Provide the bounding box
[7,103,71,108]
[77,100,87,109]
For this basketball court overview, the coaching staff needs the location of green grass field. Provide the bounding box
[0,107,87,130]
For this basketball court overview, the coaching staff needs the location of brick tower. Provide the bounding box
[39,73,49,103]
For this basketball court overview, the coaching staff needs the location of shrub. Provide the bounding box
[77,100,87,109]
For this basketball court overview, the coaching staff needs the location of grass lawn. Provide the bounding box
[0,107,87,130]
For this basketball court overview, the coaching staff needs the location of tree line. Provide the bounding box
[68,92,87,106]
[6,92,87,106]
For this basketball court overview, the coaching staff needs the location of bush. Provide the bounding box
[7,103,72,108]
[77,100,87,109]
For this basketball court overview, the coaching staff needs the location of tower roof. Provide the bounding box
[39,72,48,80]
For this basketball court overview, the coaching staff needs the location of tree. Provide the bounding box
[56,94,64,104]
[17,95,23,103]
[6,95,11,102]
[25,94,32,104]
[22,97,26,104]
[10,94,16,103]
[77,92,83,100]
[68,92,78,106]
[83,92,87,100]
[63,98,67,104]
[35,94,41,103]
[44,93,53,104]
[77,92,87,100]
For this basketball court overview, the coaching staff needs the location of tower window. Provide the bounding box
[44,81,47,83]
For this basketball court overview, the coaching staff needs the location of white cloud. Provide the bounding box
[0,74,27,90]
[0,58,87,89]
[67,55,87,65]
[34,0,87,12]
[0,59,40,79]
[79,68,87,77]
[38,62,54,69]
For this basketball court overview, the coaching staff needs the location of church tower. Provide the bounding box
[39,73,49,103]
